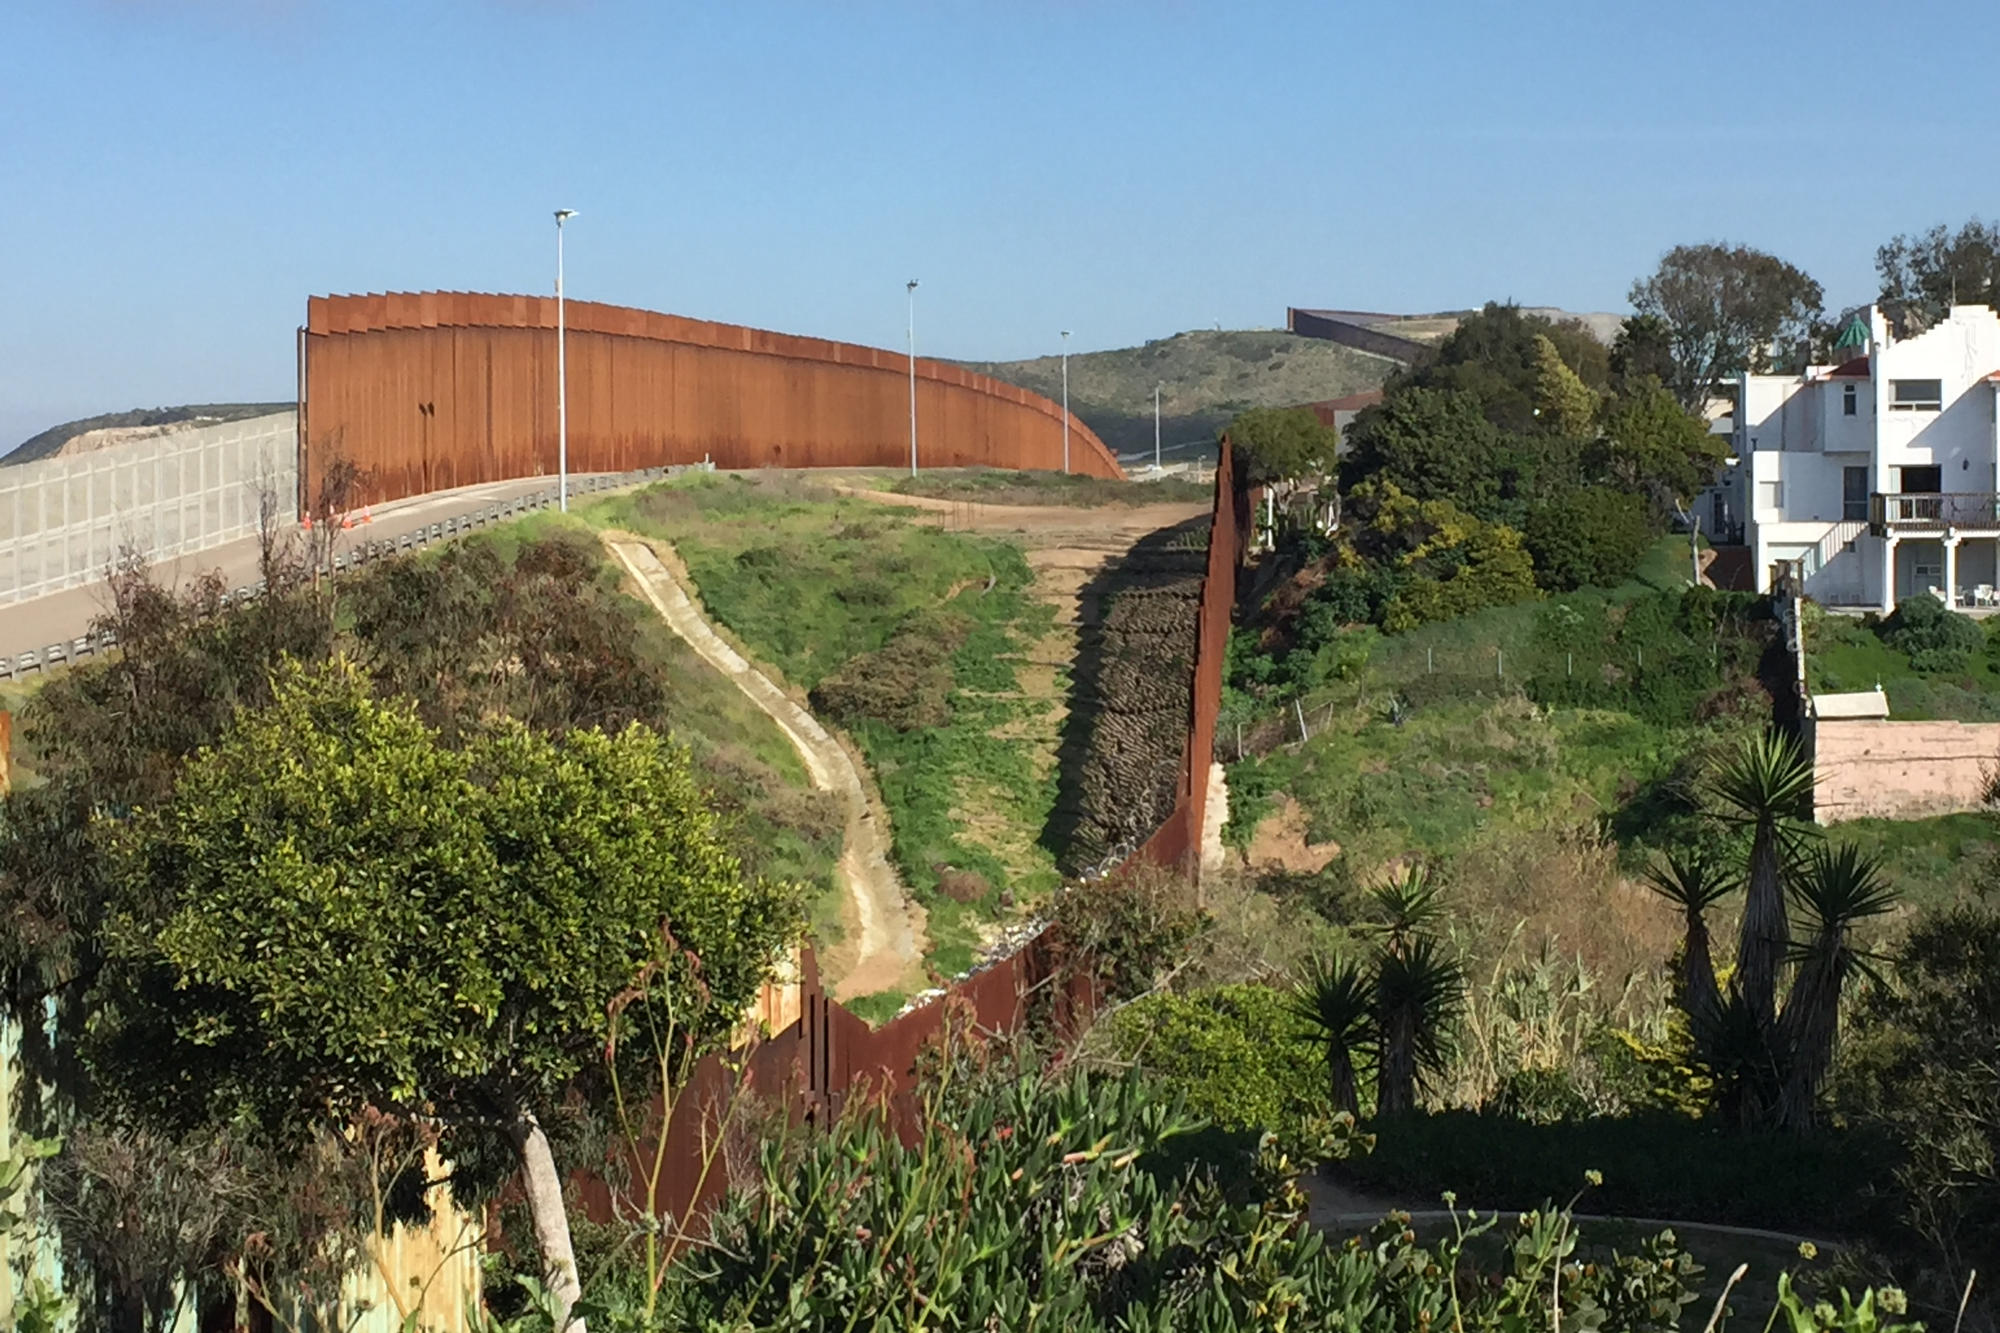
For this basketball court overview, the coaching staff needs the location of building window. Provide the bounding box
[1759,480,1783,512]
[1843,467,1869,520]
[1843,383,1858,416]
[1890,379,1944,411]
[1900,465,1942,494]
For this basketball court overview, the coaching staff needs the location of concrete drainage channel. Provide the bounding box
[0,463,710,682]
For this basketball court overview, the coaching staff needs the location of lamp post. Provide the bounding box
[1060,330,1071,474]
[1154,381,1163,472]
[907,280,919,477]
[555,208,578,511]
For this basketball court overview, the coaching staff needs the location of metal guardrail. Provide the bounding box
[0,465,703,685]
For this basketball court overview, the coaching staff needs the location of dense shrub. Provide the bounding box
[1529,587,1768,727]
[1522,487,1655,592]
[644,1065,1733,1333]
[1102,984,1324,1145]
[1837,904,2000,1315]
[1881,593,1983,673]
[808,610,971,731]
[1338,1110,1894,1234]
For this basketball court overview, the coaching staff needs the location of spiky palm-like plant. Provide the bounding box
[1289,955,1375,1117]
[1704,731,1816,1030]
[1374,936,1466,1117]
[1367,863,1444,957]
[1774,843,1896,1129]
[1643,850,1734,1024]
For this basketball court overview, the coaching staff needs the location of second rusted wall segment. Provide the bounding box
[301,291,1124,506]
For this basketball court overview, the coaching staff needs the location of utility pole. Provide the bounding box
[555,208,578,511]
[1060,330,1071,474]
[906,280,919,476]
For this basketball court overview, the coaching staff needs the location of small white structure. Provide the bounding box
[1808,687,1891,720]
[1716,304,2000,611]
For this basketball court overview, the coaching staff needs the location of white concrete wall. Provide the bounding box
[1813,717,2000,823]
[0,411,298,606]
[1873,305,2000,492]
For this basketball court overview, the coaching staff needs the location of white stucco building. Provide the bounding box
[1721,303,2000,610]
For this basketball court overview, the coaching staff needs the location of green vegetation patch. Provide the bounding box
[1808,600,2000,721]
[890,467,1211,508]
[592,474,1064,973]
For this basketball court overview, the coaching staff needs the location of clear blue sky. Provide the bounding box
[3,0,1995,450]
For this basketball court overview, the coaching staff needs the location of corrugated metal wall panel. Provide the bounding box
[302,292,1122,506]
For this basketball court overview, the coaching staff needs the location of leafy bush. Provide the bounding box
[1102,985,1324,1145]
[1523,487,1655,592]
[1837,904,2000,1316]
[1881,593,1982,673]
[643,1063,1725,1333]
[1340,1110,1894,1234]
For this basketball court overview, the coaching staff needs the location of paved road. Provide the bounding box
[0,474,624,674]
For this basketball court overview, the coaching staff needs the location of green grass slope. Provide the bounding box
[961,329,1398,460]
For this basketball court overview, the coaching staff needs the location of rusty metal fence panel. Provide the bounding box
[0,412,298,606]
[301,293,1125,509]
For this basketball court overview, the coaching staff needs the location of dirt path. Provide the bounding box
[602,533,926,1002]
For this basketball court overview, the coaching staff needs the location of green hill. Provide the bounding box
[960,329,1399,462]
[6,402,293,466]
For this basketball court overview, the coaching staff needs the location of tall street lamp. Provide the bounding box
[1154,381,1164,472]
[1060,330,1071,474]
[555,208,578,512]
[907,280,919,477]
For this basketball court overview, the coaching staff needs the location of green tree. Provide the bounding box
[1532,333,1599,436]
[1609,314,1678,394]
[1396,303,1609,433]
[1876,217,2000,327]
[1597,380,1728,505]
[1350,483,1538,631]
[1629,243,1825,409]
[1522,487,1653,592]
[89,661,800,1332]
[1340,388,1509,518]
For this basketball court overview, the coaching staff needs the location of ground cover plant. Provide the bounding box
[1805,597,2000,721]
[889,466,1211,507]
[590,473,1068,977]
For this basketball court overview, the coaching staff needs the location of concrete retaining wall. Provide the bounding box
[1811,717,2000,822]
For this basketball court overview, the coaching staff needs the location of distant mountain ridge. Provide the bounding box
[6,403,293,466]
[959,329,1399,460]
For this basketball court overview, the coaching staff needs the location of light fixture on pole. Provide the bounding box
[1060,330,1071,474]
[1154,381,1164,472]
[555,208,578,512]
[907,280,920,477]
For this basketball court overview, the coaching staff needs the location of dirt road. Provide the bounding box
[603,534,926,1002]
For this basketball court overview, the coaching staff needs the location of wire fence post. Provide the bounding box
[1496,649,1504,679]
[1295,698,1310,743]
[1427,646,1434,674]
[1567,652,1573,677]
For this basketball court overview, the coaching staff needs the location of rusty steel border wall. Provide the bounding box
[587,438,1247,1233]
[300,292,1124,508]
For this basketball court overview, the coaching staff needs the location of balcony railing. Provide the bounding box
[1870,492,2000,531]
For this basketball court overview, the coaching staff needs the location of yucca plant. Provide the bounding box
[1643,849,1734,1024]
[1773,842,1897,1129]
[1704,730,1816,1029]
[1375,935,1467,1116]
[1366,862,1444,957]
[1290,955,1375,1117]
